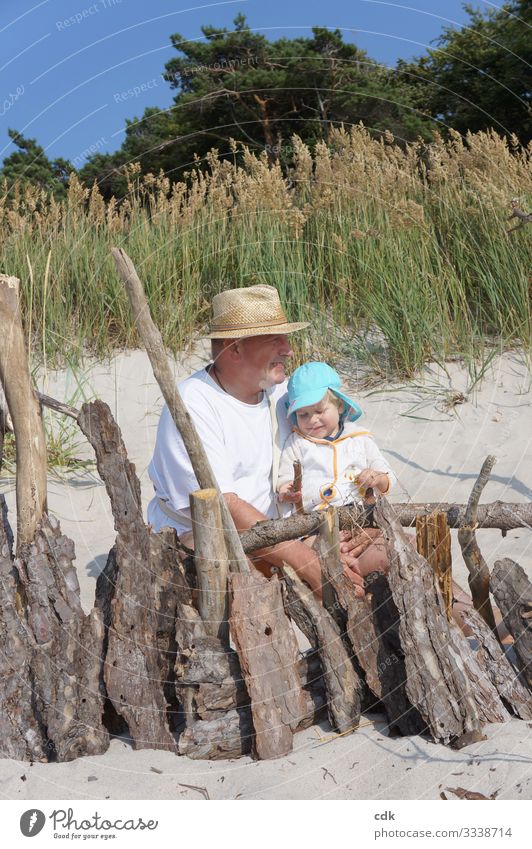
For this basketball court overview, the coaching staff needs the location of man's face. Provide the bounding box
[239,334,294,388]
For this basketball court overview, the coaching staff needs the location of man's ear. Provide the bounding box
[228,337,244,359]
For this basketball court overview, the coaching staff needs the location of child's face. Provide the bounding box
[295,393,341,438]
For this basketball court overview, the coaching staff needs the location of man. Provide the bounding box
[147,284,380,595]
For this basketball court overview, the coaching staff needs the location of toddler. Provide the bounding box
[277,362,396,512]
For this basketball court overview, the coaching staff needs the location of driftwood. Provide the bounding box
[230,571,307,759]
[111,247,249,575]
[239,501,532,552]
[491,559,532,690]
[313,509,426,732]
[375,497,509,744]
[189,488,230,645]
[0,511,49,761]
[367,573,427,734]
[0,275,47,552]
[282,565,361,733]
[176,642,326,759]
[463,608,532,719]
[293,459,304,515]
[416,511,453,621]
[0,502,109,761]
[458,455,498,632]
[79,399,177,752]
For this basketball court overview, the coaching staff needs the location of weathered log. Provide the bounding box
[458,456,497,632]
[282,565,361,733]
[366,573,427,735]
[312,510,419,726]
[375,496,509,744]
[416,511,453,621]
[230,571,307,758]
[463,608,532,719]
[79,399,177,752]
[0,510,48,761]
[178,709,254,759]
[189,488,230,645]
[239,501,532,552]
[14,514,109,761]
[491,559,532,690]
[111,247,249,575]
[0,274,47,552]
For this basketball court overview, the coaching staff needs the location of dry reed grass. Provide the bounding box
[1,126,530,376]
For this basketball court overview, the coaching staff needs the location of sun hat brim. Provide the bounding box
[205,320,309,339]
[288,386,363,422]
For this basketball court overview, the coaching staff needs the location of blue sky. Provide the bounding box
[0,0,489,167]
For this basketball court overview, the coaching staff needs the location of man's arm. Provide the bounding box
[224,492,364,596]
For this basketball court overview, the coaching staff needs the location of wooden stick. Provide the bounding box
[292,459,304,515]
[458,455,498,633]
[190,488,230,645]
[0,275,47,553]
[416,511,453,621]
[111,247,249,574]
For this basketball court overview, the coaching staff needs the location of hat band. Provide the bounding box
[210,316,291,332]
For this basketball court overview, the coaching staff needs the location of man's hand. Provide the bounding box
[339,527,382,568]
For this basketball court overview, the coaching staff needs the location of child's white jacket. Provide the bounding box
[277,422,397,513]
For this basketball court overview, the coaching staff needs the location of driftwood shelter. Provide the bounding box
[0,257,531,764]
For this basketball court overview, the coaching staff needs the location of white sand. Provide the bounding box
[1,348,531,800]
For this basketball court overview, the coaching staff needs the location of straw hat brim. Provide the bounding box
[204,320,310,339]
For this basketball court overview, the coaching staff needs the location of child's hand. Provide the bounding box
[356,468,389,495]
[278,482,303,504]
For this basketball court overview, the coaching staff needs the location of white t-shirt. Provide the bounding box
[277,421,397,513]
[147,368,292,534]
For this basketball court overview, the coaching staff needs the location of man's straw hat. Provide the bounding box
[205,284,309,338]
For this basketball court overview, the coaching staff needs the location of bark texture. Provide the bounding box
[491,558,532,690]
[463,608,532,719]
[282,565,361,733]
[375,497,508,744]
[230,571,307,759]
[79,399,177,751]
[458,456,497,632]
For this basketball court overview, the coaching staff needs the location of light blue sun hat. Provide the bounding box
[287,362,362,424]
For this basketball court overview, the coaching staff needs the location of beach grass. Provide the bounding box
[1,126,530,378]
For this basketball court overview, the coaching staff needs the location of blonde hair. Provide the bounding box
[326,389,345,412]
